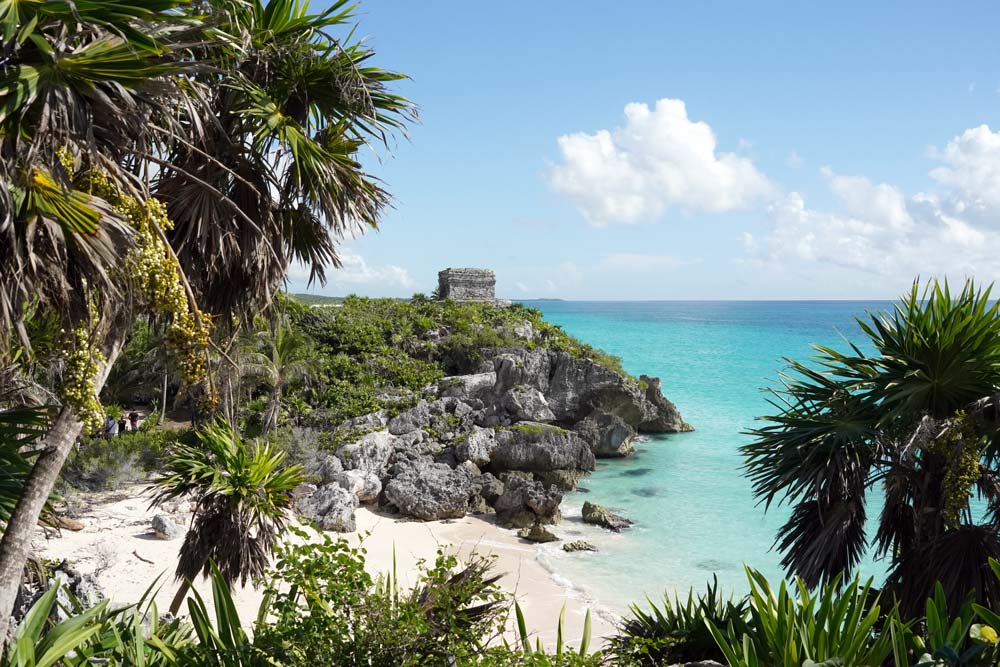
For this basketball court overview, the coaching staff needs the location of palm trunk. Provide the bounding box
[168,579,193,616]
[0,333,124,644]
[263,385,282,434]
[160,371,168,423]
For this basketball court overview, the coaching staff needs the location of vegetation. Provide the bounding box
[149,420,304,614]
[0,0,414,634]
[743,279,1000,616]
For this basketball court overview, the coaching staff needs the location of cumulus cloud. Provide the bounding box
[929,124,1000,215]
[288,251,414,290]
[547,98,773,225]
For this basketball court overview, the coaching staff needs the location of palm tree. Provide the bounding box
[243,325,316,433]
[0,0,412,636]
[744,279,1000,616]
[150,420,304,614]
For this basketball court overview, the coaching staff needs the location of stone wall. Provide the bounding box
[438,268,496,301]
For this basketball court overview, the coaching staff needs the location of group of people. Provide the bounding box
[103,411,141,440]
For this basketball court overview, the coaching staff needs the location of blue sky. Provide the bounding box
[290,1,1000,300]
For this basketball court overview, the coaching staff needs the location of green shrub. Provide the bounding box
[61,428,191,491]
[607,575,746,666]
[706,567,896,667]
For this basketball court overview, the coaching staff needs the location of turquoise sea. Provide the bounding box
[523,300,894,610]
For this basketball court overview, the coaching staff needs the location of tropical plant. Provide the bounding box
[606,575,746,666]
[149,420,304,614]
[241,325,316,433]
[0,0,413,637]
[0,407,57,532]
[743,279,1000,616]
[706,567,896,667]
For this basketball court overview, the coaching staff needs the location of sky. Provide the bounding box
[289,1,1000,300]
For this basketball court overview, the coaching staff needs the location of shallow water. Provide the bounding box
[524,300,894,610]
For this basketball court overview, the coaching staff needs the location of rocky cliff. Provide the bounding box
[292,300,691,532]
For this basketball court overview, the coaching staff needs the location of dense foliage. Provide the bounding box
[744,279,1000,615]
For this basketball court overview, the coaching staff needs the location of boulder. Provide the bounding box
[331,470,382,503]
[151,514,181,540]
[383,461,473,521]
[637,375,692,432]
[291,483,317,501]
[562,540,597,553]
[494,476,562,528]
[574,411,636,458]
[491,349,553,395]
[387,401,431,435]
[471,472,505,505]
[337,409,389,433]
[534,469,586,491]
[336,430,395,474]
[581,501,632,532]
[502,385,556,422]
[305,452,344,484]
[517,523,559,543]
[296,484,358,532]
[491,423,595,473]
[454,426,497,466]
[439,372,497,400]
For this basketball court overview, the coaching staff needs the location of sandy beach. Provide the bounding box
[34,484,615,648]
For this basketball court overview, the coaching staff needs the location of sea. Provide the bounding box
[521,300,895,611]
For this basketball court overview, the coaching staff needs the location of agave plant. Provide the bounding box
[606,575,746,666]
[149,420,304,614]
[706,567,896,667]
[744,279,1000,616]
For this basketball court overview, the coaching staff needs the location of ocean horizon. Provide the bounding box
[520,299,897,610]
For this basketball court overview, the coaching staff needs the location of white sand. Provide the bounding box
[34,484,615,649]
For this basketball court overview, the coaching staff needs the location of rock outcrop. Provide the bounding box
[293,330,689,531]
[582,501,633,532]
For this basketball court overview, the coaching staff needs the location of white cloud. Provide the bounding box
[547,98,773,225]
[598,253,686,272]
[929,125,1000,215]
[822,167,913,232]
[288,252,414,290]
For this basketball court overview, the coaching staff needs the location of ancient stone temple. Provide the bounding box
[437,268,496,301]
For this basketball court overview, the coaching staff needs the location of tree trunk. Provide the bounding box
[160,372,168,423]
[0,334,124,644]
[168,579,192,616]
[263,385,282,434]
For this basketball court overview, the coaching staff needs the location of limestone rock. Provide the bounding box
[518,523,559,543]
[455,426,497,467]
[292,483,317,500]
[503,385,556,422]
[439,372,497,400]
[387,401,431,435]
[494,476,562,528]
[491,423,595,473]
[296,484,358,532]
[336,430,395,474]
[383,461,472,520]
[637,375,692,432]
[331,470,382,503]
[582,501,632,532]
[534,469,586,491]
[562,540,597,553]
[305,452,344,484]
[574,411,636,458]
[151,514,181,540]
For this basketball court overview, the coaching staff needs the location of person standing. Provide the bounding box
[128,411,139,431]
[118,415,127,435]
[104,415,117,441]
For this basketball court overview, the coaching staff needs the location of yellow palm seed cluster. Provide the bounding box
[61,324,105,433]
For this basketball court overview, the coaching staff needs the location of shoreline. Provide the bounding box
[32,484,616,648]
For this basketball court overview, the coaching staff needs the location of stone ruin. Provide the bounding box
[437,268,496,302]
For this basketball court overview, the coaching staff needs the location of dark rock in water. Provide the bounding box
[494,476,562,528]
[622,468,654,477]
[563,540,598,553]
[517,523,559,543]
[631,487,660,498]
[695,559,730,571]
[582,501,632,532]
[575,486,591,494]
[574,411,636,457]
